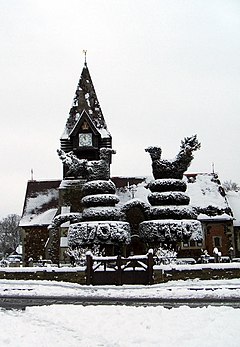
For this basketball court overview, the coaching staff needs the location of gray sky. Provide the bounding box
[0,0,240,218]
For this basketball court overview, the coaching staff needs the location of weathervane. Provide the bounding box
[83,50,87,66]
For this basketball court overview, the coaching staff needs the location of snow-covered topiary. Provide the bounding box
[139,219,202,243]
[82,194,120,207]
[146,179,187,193]
[140,135,203,246]
[48,212,82,229]
[148,206,197,220]
[148,191,190,206]
[145,135,200,180]
[82,180,116,196]
[82,207,125,221]
[121,198,150,214]
[57,148,116,180]
[68,221,131,247]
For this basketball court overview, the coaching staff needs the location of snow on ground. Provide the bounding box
[0,279,240,346]
[1,304,240,347]
[1,277,240,300]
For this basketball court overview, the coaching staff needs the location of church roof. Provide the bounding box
[61,62,111,140]
[226,191,240,226]
[20,180,61,227]
[20,173,234,227]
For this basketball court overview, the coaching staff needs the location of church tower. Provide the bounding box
[60,58,112,178]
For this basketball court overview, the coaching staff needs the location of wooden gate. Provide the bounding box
[86,251,154,285]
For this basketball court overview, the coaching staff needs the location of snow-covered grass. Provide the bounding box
[1,304,240,347]
[1,278,240,346]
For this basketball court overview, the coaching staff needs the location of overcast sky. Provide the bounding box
[0,0,240,218]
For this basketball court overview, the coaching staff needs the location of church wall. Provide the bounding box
[204,221,233,256]
[21,227,49,265]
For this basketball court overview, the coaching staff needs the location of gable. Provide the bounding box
[69,110,101,138]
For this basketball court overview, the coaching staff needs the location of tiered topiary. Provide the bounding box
[63,148,131,248]
[139,135,203,245]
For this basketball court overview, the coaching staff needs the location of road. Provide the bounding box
[1,295,240,309]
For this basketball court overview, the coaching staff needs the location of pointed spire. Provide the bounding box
[64,55,109,136]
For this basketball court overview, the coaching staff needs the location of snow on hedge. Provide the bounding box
[139,219,203,242]
[82,206,125,221]
[68,220,131,246]
[148,191,190,206]
[148,205,197,220]
[82,179,116,196]
[147,178,187,192]
[49,212,82,229]
[82,194,119,207]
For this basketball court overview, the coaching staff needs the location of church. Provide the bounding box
[19,60,239,265]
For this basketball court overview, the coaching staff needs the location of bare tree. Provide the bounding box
[0,214,21,256]
[222,180,240,192]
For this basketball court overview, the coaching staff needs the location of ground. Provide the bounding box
[0,279,240,346]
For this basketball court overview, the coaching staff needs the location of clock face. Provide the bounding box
[79,133,92,146]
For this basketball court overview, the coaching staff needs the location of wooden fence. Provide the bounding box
[86,251,154,285]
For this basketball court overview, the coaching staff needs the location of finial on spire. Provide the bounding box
[31,168,34,181]
[83,50,87,66]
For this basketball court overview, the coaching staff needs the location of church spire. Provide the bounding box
[64,56,109,135]
[60,57,112,157]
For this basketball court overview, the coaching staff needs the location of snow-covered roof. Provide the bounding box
[20,180,61,227]
[20,173,235,228]
[185,173,228,209]
[185,173,233,220]
[113,176,150,206]
[226,191,240,226]
[20,208,58,227]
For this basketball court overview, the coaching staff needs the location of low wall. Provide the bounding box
[154,263,240,283]
[1,263,240,285]
[0,267,86,285]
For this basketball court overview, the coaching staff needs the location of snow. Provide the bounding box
[198,212,233,221]
[227,191,240,226]
[60,236,68,247]
[0,304,239,347]
[25,189,58,214]
[186,173,228,210]
[0,279,240,346]
[116,178,150,206]
[20,187,59,226]
[98,126,111,138]
[20,208,58,227]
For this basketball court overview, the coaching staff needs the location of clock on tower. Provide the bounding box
[79,133,92,147]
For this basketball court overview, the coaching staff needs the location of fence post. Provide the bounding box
[86,252,93,285]
[116,254,122,285]
[147,249,154,285]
